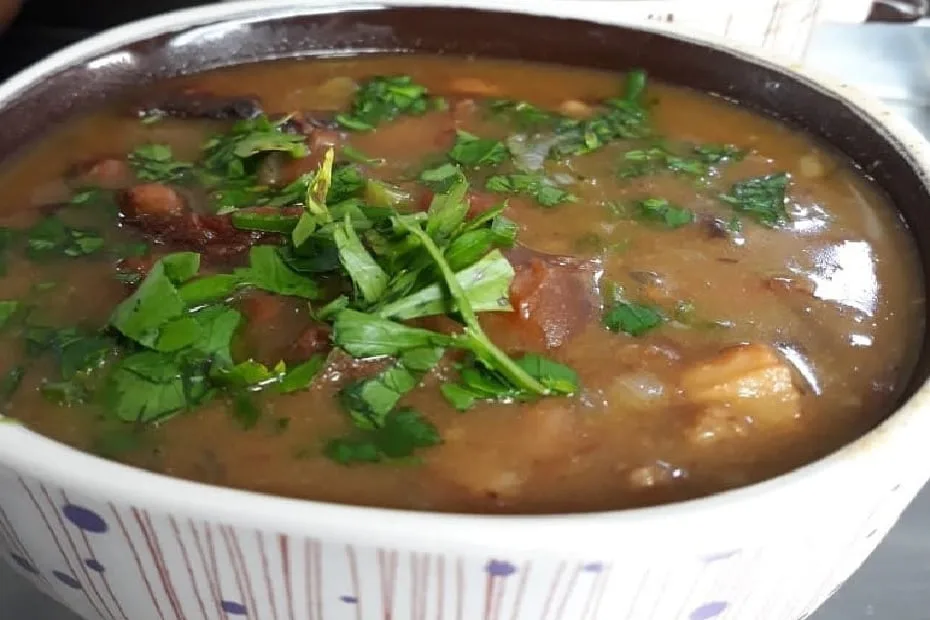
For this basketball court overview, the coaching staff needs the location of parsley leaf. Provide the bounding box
[603,301,664,336]
[440,383,476,411]
[486,99,557,130]
[720,173,790,227]
[26,217,104,260]
[333,214,388,305]
[635,198,694,228]
[324,407,440,465]
[448,130,508,168]
[331,309,453,358]
[551,69,651,157]
[336,75,435,131]
[104,351,210,423]
[202,115,308,177]
[109,258,187,348]
[0,301,19,329]
[376,249,514,321]
[234,246,321,300]
[128,144,194,183]
[340,347,444,429]
[485,173,575,207]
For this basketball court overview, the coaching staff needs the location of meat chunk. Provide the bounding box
[481,246,601,351]
[288,323,333,362]
[133,90,262,121]
[119,185,274,258]
[241,292,288,324]
[73,157,134,190]
[680,343,802,444]
[121,183,186,219]
[429,398,579,503]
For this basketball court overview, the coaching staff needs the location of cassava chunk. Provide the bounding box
[680,343,802,444]
[481,246,601,351]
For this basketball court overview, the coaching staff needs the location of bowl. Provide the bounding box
[2,2,930,619]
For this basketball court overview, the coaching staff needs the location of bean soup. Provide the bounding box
[0,56,922,513]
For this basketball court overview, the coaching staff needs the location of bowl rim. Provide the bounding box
[0,0,928,556]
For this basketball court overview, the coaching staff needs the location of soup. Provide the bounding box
[0,56,922,514]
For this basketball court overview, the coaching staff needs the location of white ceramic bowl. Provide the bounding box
[2,3,930,619]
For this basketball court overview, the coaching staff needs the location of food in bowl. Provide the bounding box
[0,53,922,515]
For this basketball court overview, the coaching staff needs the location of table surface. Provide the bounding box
[2,13,930,620]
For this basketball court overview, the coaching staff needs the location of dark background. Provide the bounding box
[0,0,204,78]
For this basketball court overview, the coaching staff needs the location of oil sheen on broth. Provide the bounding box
[0,56,922,514]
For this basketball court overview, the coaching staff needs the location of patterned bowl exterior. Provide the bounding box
[0,461,920,620]
[2,2,930,620]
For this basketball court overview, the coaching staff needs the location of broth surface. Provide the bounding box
[0,55,923,513]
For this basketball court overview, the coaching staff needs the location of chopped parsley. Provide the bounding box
[720,173,790,227]
[603,301,664,337]
[447,130,508,168]
[128,144,194,183]
[336,75,439,131]
[618,143,745,179]
[26,218,104,260]
[633,198,694,229]
[485,173,576,207]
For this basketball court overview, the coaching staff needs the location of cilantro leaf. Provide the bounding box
[178,274,242,306]
[331,309,453,358]
[485,173,575,207]
[189,305,241,365]
[104,351,209,423]
[486,99,557,130]
[336,75,435,131]
[418,162,462,192]
[603,301,664,336]
[278,354,327,394]
[514,353,579,395]
[333,214,388,305]
[0,301,19,329]
[448,130,508,167]
[202,115,308,177]
[324,436,382,464]
[26,217,104,260]
[395,215,549,396]
[720,173,790,227]
[551,69,651,157]
[440,383,476,411]
[635,198,694,228]
[376,249,514,321]
[128,144,194,183]
[340,347,444,429]
[109,258,186,348]
[324,407,440,465]
[234,246,321,300]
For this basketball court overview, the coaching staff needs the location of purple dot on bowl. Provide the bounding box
[340,595,358,604]
[486,559,517,577]
[582,562,604,573]
[221,600,247,615]
[52,571,82,589]
[690,601,729,620]
[62,505,108,534]
[84,559,105,573]
[9,553,37,574]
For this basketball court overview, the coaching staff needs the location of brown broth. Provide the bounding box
[0,55,923,514]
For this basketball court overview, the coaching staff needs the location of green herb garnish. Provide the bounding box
[720,173,790,227]
[336,76,436,131]
[485,173,575,207]
[603,301,664,336]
